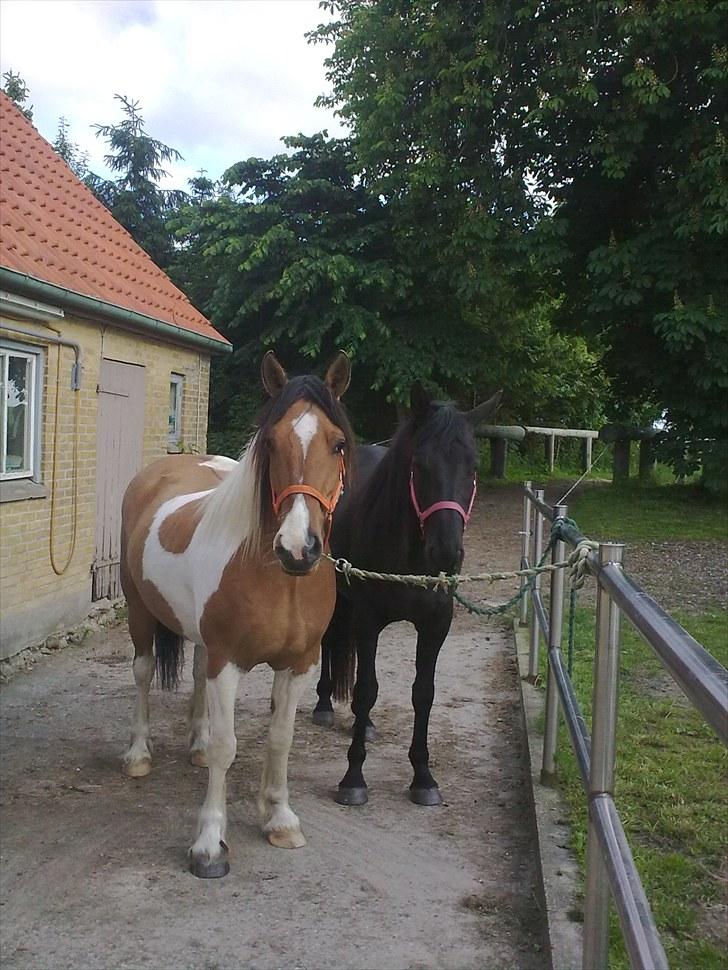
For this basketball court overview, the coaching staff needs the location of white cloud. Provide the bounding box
[0,0,345,189]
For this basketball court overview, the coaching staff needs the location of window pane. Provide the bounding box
[169,380,180,438]
[6,355,31,474]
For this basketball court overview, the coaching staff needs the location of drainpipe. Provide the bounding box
[0,323,82,389]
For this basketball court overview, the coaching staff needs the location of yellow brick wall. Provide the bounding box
[0,311,212,654]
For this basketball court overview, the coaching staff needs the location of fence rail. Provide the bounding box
[520,482,728,970]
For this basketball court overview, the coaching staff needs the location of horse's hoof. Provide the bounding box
[189,846,230,879]
[336,786,368,806]
[409,786,443,806]
[349,723,376,742]
[189,749,208,768]
[312,709,334,727]
[122,757,151,778]
[267,827,306,849]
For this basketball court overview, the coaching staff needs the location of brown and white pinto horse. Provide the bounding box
[119,351,353,877]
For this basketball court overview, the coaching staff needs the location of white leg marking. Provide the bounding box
[188,643,209,767]
[275,493,310,559]
[258,666,316,848]
[122,654,155,777]
[190,663,240,865]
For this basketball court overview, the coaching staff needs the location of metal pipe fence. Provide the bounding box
[520,483,728,970]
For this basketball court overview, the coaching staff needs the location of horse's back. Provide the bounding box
[123,454,235,527]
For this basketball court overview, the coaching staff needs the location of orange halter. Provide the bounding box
[271,454,346,547]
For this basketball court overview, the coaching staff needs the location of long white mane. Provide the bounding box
[196,436,263,562]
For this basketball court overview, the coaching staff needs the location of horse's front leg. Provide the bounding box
[258,666,315,848]
[188,642,209,767]
[408,608,452,806]
[336,617,380,805]
[312,639,334,726]
[189,662,240,878]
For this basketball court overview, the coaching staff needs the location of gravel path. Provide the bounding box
[2,478,723,970]
[0,495,546,970]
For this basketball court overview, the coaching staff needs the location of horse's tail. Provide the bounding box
[154,622,184,690]
[328,601,356,703]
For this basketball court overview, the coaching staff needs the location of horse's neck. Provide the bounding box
[354,445,420,570]
[197,444,262,562]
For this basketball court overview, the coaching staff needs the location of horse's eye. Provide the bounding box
[333,440,346,455]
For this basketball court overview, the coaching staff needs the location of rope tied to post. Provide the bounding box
[326,514,600,619]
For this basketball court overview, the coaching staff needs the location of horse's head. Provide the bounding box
[409,383,502,575]
[260,351,353,575]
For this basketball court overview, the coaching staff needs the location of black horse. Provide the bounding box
[313,383,501,806]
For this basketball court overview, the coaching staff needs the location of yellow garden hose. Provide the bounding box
[49,342,79,575]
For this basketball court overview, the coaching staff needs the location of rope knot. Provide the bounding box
[568,538,598,590]
[333,556,353,585]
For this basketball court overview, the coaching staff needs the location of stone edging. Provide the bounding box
[513,620,583,970]
[0,597,126,683]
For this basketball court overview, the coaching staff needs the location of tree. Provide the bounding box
[52,117,89,179]
[311,1,727,487]
[86,95,187,268]
[169,133,407,449]
[2,70,33,120]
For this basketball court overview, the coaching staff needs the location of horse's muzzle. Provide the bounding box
[274,534,322,575]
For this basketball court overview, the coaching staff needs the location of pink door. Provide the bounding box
[93,358,145,600]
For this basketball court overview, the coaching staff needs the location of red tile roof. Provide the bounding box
[0,93,229,348]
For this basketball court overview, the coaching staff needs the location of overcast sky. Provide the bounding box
[0,0,344,190]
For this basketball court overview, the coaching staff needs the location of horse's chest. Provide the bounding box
[202,566,336,670]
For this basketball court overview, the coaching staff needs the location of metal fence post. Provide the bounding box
[583,542,625,970]
[527,488,545,679]
[519,481,532,627]
[541,503,568,784]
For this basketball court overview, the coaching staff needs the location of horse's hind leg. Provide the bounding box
[122,590,156,778]
[259,666,315,848]
[188,642,209,767]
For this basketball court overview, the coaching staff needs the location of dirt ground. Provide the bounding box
[3,481,724,970]
[0,491,547,970]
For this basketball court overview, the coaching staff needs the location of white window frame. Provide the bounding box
[168,373,184,451]
[1,340,44,482]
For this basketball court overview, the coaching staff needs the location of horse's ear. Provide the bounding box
[324,351,351,400]
[464,390,503,428]
[410,381,431,420]
[261,351,288,398]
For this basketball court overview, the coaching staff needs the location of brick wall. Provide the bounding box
[0,311,212,657]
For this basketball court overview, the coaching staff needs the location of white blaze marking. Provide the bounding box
[276,494,310,559]
[274,411,319,558]
[293,411,318,461]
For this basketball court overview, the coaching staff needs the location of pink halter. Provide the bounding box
[409,465,477,534]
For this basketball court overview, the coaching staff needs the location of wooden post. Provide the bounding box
[490,438,508,478]
[545,434,555,472]
[613,440,631,483]
[639,438,656,482]
[582,437,593,473]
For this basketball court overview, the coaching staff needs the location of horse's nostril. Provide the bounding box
[305,533,322,563]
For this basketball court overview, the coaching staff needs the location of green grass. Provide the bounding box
[568,481,728,542]
[545,607,728,970]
